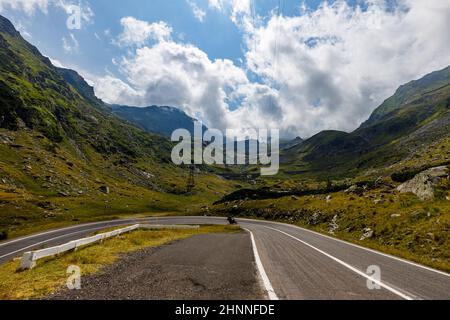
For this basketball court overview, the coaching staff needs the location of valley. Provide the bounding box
[0,13,449,275]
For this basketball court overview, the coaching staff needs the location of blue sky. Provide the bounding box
[1,0,331,73]
[0,0,449,138]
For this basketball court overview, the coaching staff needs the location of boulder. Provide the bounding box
[328,215,339,235]
[345,185,365,196]
[99,186,110,194]
[360,228,374,241]
[397,166,449,201]
[307,212,322,225]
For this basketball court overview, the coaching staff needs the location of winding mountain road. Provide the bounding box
[0,216,449,300]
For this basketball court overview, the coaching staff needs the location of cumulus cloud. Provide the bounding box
[116,17,172,47]
[241,0,450,137]
[208,0,223,10]
[99,40,251,130]
[93,75,143,106]
[206,0,254,30]
[93,1,450,138]
[186,0,206,22]
[62,33,79,53]
[0,0,49,15]
[0,0,93,22]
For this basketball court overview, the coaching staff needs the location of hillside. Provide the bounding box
[111,105,205,137]
[0,15,233,237]
[282,66,450,178]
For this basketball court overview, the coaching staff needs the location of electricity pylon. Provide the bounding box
[186,164,195,193]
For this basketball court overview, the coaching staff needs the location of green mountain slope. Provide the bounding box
[282,66,450,178]
[363,66,450,127]
[111,104,206,137]
[0,15,233,237]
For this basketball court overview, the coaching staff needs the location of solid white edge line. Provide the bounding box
[0,219,137,247]
[264,226,415,301]
[244,228,279,301]
[237,218,450,278]
[0,216,224,248]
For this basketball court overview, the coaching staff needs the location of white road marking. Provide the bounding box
[2,216,448,281]
[263,226,415,300]
[239,218,450,278]
[0,226,114,260]
[0,220,135,248]
[244,228,279,301]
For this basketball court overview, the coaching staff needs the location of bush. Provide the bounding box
[0,230,8,241]
[391,170,421,183]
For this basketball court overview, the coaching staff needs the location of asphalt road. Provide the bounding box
[1,216,449,300]
[48,233,264,300]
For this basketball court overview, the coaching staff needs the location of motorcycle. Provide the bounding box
[227,216,238,225]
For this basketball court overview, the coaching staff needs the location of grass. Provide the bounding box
[0,224,240,300]
[0,129,235,239]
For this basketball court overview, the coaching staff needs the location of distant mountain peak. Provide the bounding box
[0,15,20,37]
[110,104,205,137]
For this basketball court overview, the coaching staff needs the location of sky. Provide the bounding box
[0,0,449,139]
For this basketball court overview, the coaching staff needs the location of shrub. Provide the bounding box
[0,230,8,241]
[391,170,421,183]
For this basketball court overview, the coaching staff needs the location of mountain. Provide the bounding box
[56,67,104,107]
[280,137,304,150]
[0,15,232,236]
[110,105,204,137]
[282,65,450,177]
[0,15,170,155]
[362,66,450,127]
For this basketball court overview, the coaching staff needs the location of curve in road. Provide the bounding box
[0,216,449,300]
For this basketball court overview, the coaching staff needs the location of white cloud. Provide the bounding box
[116,17,172,47]
[0,0,93,23]
[49,57,64,68]
[242,0,450,137]
[62,33,79,53]
[93,75,143,106]
[93,1,450,138]
[0,0,49,15]
[186,0,206,22]
[208,0,223,11]
[205,0,254,29]
[101,41,249,130]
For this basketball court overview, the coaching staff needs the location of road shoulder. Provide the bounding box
[48,232,265,300]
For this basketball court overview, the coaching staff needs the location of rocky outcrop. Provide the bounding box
[397,166,449,200]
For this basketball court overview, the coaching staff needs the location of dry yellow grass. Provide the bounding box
[0,225,240,300]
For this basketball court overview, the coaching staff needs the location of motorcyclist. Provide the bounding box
[227,216,237,225]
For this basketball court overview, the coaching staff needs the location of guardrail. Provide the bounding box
[19,224,200,270]
[20,224,140,270]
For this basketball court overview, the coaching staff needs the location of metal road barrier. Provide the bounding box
[19,224,199,270]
